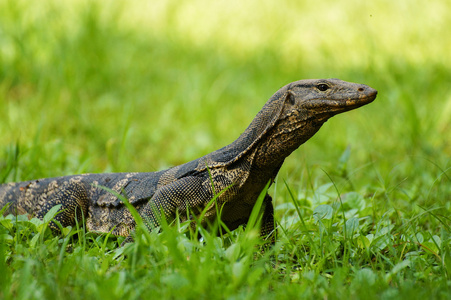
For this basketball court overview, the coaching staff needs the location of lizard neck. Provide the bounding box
[213,109,325,185]
[203,86,326,178]
[205,86,289,166]
[250,114,324,175]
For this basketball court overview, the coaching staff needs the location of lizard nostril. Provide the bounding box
[358,87,364,92]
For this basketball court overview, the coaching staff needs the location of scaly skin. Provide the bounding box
[0,78,377,244]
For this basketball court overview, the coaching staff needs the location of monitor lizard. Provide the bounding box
[0,78,377,244]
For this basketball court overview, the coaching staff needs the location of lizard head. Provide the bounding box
[234,78,377,150]
[282,78,377,122]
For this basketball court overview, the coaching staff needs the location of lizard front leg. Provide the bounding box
[260,194,277,245]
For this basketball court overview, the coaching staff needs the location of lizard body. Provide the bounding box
[0,78,377,243]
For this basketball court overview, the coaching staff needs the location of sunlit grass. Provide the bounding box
[1,0,450,298]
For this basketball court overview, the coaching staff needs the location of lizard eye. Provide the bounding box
[316,83,329,91]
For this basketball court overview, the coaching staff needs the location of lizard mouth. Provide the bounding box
[304,89,377,112]
[334,90,377,110]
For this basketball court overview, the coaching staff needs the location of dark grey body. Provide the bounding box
[0,78,377,243]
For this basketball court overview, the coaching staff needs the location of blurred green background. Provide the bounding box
[0,0,450,210]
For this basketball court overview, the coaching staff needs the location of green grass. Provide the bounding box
[1,0,450,298]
